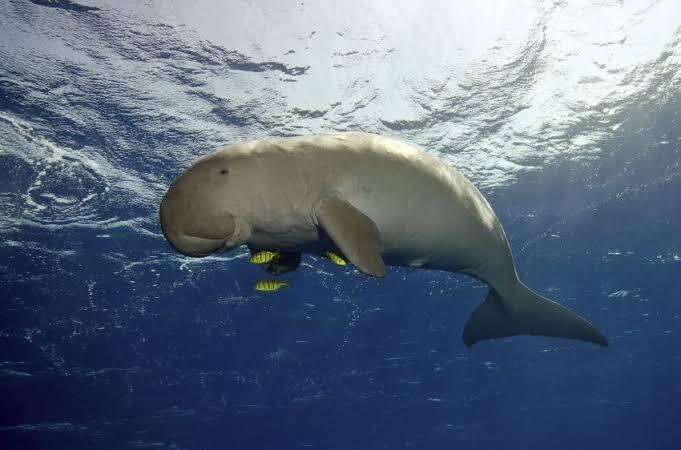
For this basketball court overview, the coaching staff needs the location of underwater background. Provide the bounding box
[1,0,680,449]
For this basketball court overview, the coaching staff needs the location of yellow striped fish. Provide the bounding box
[254,279,289,292]
[249,251,281,264]
[323,250,347,266]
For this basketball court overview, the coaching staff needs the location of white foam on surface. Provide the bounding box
[3,0,678,197]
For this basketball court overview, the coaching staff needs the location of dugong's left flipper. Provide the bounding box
[314,196,385,277]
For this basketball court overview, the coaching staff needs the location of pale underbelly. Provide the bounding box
[248,203,503,276]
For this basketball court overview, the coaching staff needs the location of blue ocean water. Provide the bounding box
[1,1,680,449]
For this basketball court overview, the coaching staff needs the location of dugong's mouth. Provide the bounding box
[163,232,229,257]
[160,210,253,257]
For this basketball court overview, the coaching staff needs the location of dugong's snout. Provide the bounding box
[159,185,251,257]
[161,230,231,257]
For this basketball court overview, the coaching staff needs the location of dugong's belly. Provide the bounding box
[361,197,500,273]
[249,212,320,251]
[342,168,510,275]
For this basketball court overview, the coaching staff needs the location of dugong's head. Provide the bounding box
[160,152,253,257]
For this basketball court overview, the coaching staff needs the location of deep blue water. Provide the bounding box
[1,1,681,449]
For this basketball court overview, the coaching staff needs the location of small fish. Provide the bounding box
[250,251,281,264]
[323,250,347,266]
[254,279,289,292]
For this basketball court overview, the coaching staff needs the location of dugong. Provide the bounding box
[160,132,608,347]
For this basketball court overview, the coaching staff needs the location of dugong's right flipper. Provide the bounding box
[463,281,609,347]
[314,196,385,277]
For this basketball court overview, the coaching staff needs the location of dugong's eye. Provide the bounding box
[219,168,229,175]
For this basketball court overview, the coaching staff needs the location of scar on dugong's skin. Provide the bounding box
[160,132,608,347]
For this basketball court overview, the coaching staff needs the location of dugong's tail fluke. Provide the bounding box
[463,282,608,347]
